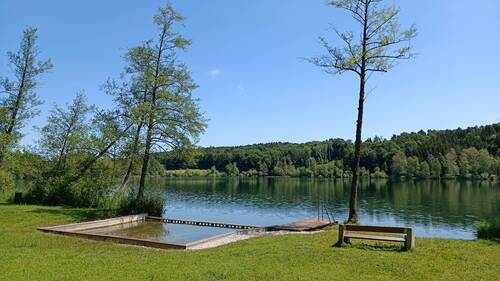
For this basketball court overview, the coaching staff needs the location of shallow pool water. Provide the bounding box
[84,221,234,245]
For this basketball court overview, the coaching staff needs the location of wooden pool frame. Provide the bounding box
[37,214,261,250]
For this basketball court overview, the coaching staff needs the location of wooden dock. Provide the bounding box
[267,219,334,232]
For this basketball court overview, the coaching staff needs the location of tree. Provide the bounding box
[310,0,416,223]
[444,149,459,178]
[417,161,430,178]
[258,160,269,176]
[127,5,206,200]
[0,27,53,164]
[406,156,419,178]
[225,162,240,176]
[38,93,93,172]
[391,151,407,177]
[427,155,442,178]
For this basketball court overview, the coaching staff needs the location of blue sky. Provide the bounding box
[1,0,499,148]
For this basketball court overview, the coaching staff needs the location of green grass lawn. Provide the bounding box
[1,203,499,281]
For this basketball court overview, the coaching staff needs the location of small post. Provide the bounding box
[405,228,415,251]
[338,224,345,246]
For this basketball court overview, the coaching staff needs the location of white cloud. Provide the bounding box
[237,85,245,91]
[210,69,221,76]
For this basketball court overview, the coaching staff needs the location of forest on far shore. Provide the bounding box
[159,123,500,180]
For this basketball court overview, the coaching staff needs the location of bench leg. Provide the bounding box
[338,224,345,246]
[405,228,415,251]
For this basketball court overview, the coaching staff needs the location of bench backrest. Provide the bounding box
[344,225,407,234]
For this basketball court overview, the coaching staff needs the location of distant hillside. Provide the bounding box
[159,123,500,179]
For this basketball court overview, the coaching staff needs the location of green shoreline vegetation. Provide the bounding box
[158,123,500,181]
[0,203,499,281]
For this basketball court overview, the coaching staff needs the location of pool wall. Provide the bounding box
[37,214,261,250]
[38,214,187,249]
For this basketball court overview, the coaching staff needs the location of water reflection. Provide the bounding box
[85,221,233,244]
[145,177,500,239]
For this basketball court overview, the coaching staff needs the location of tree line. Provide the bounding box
[160,123,500,180]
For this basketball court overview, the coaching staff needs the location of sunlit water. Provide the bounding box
[142,178,499,240]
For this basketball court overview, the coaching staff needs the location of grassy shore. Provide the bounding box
[1,203,499,281]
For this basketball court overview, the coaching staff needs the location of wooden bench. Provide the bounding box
[338,224,415,250]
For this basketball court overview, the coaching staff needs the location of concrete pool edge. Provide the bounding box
[37,214,262,250]
[38,214,333,250]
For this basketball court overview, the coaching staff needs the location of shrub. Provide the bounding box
[240,169,260,177]
[24,161,115,208]
[475,219,500,240]
[118,193,165,217]
[163,168,224,177]
[225,162,240,176]
[0,170,15,194]
[371,167,389,179]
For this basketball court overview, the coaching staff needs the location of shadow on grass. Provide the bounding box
[478,238,500,245]
[29,207,116,222]
[333,241,407,252]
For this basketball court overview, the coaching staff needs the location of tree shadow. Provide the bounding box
[332,241,407,252]
[478,238,500,245]
[29,207,116,222]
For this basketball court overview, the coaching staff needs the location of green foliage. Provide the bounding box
[158,124,499,180]
[0,26,53,155]
[163,168,223,177]
[103,4,207,199]
[24,158,115,208]
[371,167,388,179]
[391,151,407,178]
[118,193,165,217]
[312,0,416,75]
[225,162,240,176]
[38,93,93,164]
[417,161,431,178]
[476,219,500,240]
[444,149,459,178]
[0,169,14,193]
[240,169,260,177]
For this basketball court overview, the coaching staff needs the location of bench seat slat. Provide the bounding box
[344,233,406,243]
[344,225,407,234]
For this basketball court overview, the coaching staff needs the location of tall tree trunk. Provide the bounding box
[136,25,167,200]
[347,1,369,224]
[347,74,365,224]
[115,124,142,198]
[137,122,153,200]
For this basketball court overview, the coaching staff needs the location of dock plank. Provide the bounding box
[268,219,333,231]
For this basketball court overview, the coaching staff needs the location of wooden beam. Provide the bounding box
[344,224,407,234]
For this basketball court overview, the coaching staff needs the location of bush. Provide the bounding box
[371,167,389,179]
[0,170,15,194]
[476,219,500,240]
[163,168,224,177]
[240,169,260,177]
[24,161,115,208]
[118,193,165,217]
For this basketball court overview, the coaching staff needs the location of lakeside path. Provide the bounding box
[1,203,499,281]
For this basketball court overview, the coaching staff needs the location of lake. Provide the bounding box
[147,178,500,240]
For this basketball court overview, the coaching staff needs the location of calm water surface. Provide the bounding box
[86,221,233,244]
[146,178,500,240]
